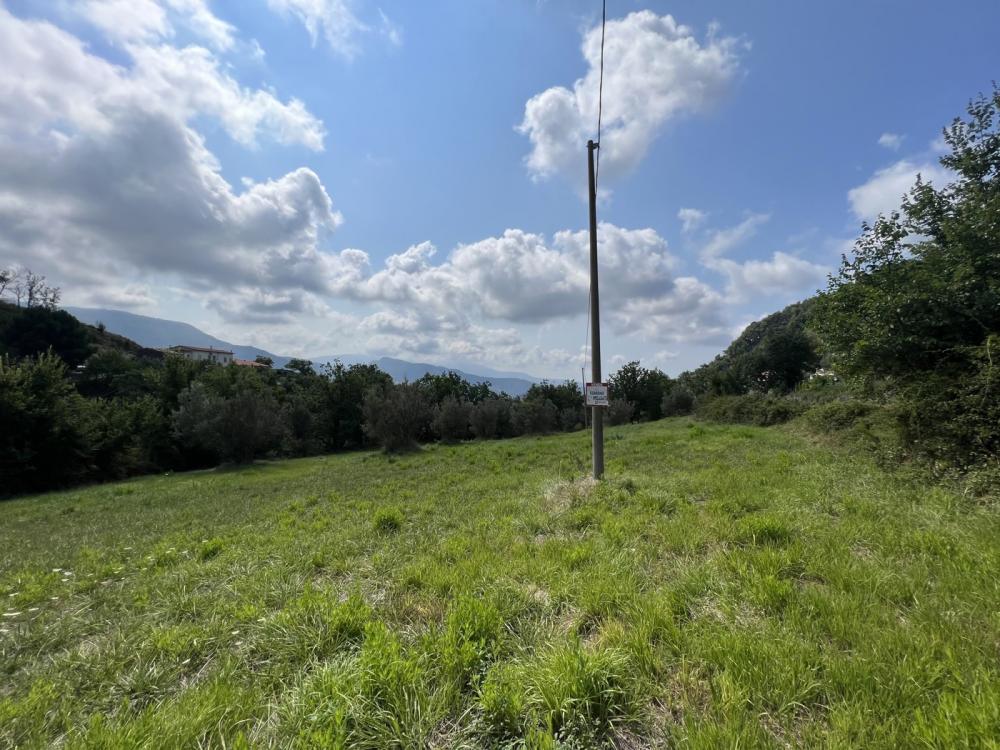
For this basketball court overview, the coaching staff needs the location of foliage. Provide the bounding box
[416,370,492,404]
[469,398,502,439]
[607,361,673,420]
[0,353,93,494]
[679,300,820,398]
[660,386,695,417]
[319,362,393,450]
[606,398,635,426]
[0,303,92,367]
[432,396,472,443]
[812,86,1000,468]
[362,382,434,453]
[695,393,806,426]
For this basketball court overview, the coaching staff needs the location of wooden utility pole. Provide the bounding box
[587,139,604,479]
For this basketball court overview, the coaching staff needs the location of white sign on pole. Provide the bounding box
[585,382,609,407]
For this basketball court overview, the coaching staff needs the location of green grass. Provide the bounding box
[1,420,998,748]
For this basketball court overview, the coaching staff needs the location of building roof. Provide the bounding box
[167,345,233,355]
[234,358,268,367]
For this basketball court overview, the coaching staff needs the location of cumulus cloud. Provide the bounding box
[519,11,742,185]
[0,6,337,321]
[877,132,903,150]
[0,9,324,150]
[80,0,236,50]
[315,222,729,347]
[847,159,950,222]
[695,214,828,303]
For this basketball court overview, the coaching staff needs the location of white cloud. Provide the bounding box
[377,8,402,46]
[695,214,828,302]
[0,9,324,150]
[266,0,371,57]
[700,213,769,258]
[326,223,680,326]
[707,252,827,302]
[0,6,336,320]
[877,132,903,151]
[80,0,236,50]
[519,11,742,185]
[677,207,707,233]
[847,159,950,222]
[612,277,730,345]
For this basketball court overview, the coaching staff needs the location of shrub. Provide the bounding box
[0,352,94,495]
[696,393,806,426]
[512,398,558,435]
[606,399,634,426]
[469,399,500,439]
[558,406,583,431]
[661,387,695,417]
[433,396,471,443]
[801,399,874,433]
[362,382,433,452]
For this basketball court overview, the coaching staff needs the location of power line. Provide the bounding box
[594,0,606,187]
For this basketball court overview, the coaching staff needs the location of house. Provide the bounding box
[166,345,234,366]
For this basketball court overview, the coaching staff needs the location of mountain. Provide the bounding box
[310,355,538,396]
[65,307,288,366]
[65,307,540,396]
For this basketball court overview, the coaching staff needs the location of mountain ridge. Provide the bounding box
[65,307,541,396]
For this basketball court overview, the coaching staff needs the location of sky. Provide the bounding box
[1,1,997,379]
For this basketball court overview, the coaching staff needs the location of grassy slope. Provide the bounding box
[1,420,997,748]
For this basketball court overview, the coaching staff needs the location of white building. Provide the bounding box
[166,345,234,366]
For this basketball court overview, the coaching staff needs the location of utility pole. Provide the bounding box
[587,139,604,479]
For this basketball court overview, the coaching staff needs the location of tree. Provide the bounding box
[661,387,695,417]
[0,268,14,298]
[286,358,314,375]
[812,86,1000,465]
[10,270,60,309]
[254,355,274,368]
[607,362,673,420]
[0,306,92,367]
[469,398,501,439]
[362,382,433,452]
[433,395,472,442]
[606,398,634,426]
[320,361,394,449]
[0,352,94,495]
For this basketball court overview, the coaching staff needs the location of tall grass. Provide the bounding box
[1,420,997,747]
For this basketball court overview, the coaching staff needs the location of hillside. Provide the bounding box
[2,420,996,747]
[66,307,539,394]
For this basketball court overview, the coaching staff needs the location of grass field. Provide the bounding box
[1,420,998,748]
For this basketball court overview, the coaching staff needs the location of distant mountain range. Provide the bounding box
[66,307,541,396]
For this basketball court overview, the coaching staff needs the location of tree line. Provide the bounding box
[0,297,689,496]
[3,87,996,496]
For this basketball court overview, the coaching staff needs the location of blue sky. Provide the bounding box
[1,1,997,378]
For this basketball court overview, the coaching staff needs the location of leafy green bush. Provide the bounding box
[661,387,695,417]
[432,396,471,443]
[469,398,501,439]
[801,399,874,432]
[696,393,806,426]
[0,352,94,495]
[606,399,634,426]
[362,382,433,453]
